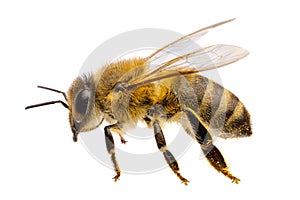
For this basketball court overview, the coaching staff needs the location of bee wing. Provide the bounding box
[146,18,236,65]
[125,45,248,89]
[124,19,249,90]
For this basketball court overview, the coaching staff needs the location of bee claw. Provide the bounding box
[175,171,189,185]
[119,136,127,144]
[112,172,121,182]
[181,179,189,186]
[231,177,240,184]
[222,170,240,184]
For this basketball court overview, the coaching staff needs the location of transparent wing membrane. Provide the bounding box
[124,19,248,90]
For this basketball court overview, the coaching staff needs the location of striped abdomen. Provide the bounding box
[173,74,252,139]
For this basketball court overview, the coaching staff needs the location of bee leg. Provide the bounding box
[202,145,240,184]
[118,134,127,144]
[104,124,121,182]
[153,120,189,185]
[186,111,240,184]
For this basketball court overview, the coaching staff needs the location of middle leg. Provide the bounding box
[153,120,189,185]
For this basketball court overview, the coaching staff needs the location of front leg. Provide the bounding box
[104,124,121,182]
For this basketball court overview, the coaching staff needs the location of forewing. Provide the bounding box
[125,44,248,89]
[146,18,236,65]
[123,19,249,90]
[176,44,249,73]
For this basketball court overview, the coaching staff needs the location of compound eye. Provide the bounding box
[75,89,90,116]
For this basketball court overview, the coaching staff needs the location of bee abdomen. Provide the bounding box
[198,79,252,139]
[221,100,252,138]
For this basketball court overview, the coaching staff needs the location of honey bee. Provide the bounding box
[26,18,252,185]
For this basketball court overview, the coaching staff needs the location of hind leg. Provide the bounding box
[185,110,240,183]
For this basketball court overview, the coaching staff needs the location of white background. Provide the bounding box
[1,0,299,199]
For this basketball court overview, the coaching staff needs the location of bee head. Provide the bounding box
[68,75,103,142]
[25,75,103,143]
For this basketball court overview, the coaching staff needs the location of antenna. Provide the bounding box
[25,86,69,110]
